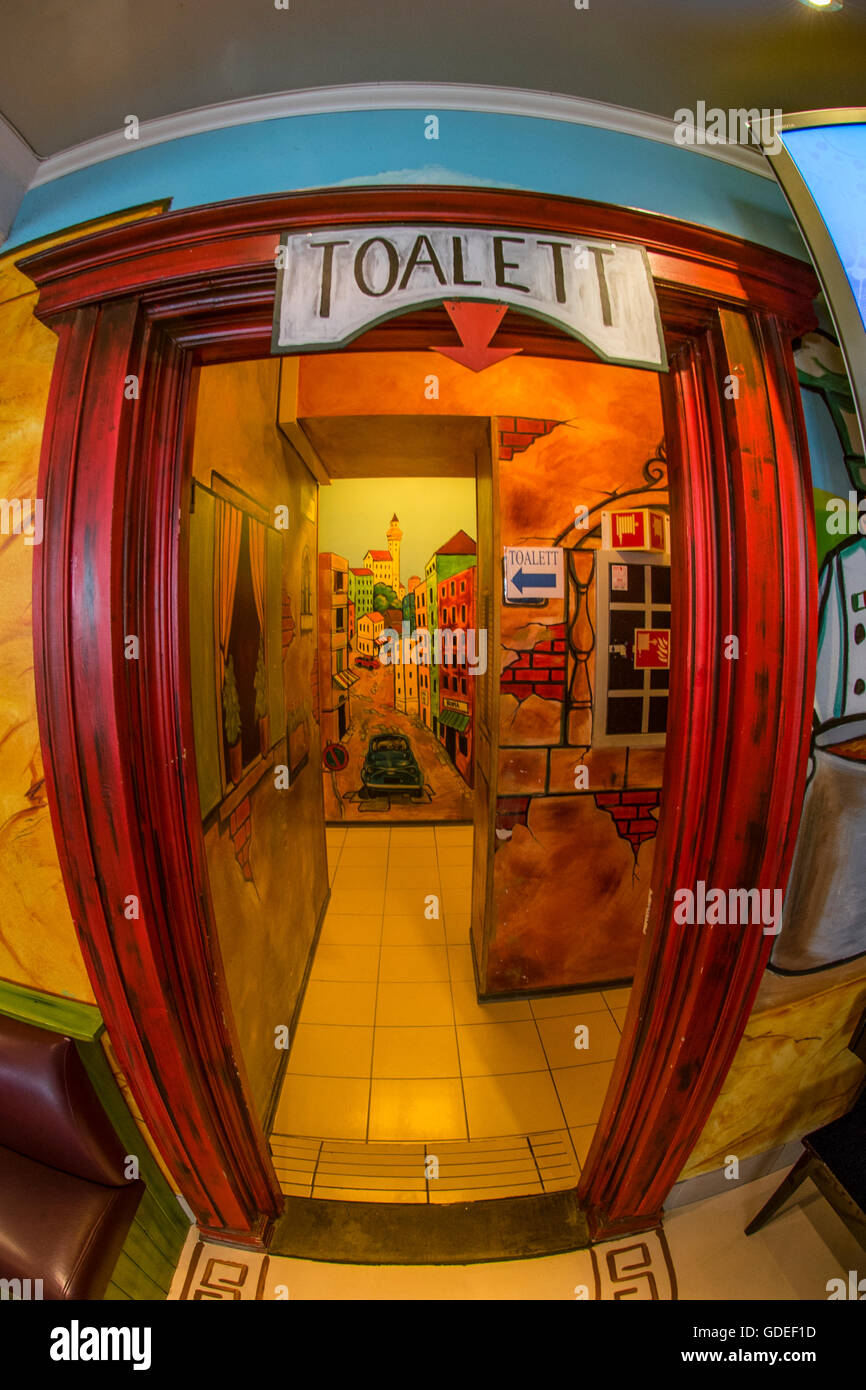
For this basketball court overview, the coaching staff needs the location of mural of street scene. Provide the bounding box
[318,480,478,821]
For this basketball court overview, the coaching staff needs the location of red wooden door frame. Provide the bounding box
[23,188,818,1245]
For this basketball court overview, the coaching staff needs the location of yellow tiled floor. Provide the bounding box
[270,824,631,1201]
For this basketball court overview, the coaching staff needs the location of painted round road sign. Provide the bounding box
[322,742,349,772]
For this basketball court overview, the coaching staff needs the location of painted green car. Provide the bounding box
[361,733,424,797]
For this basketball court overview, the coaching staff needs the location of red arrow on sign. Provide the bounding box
[430,301,523,373]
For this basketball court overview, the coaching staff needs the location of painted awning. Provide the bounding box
[333,669,359,689]
[438,708,470,732]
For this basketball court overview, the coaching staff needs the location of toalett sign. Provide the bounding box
[273,224,668,370]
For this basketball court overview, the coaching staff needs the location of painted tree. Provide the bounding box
[372,582,398,615]
[402,591,416,631]
[254,636,268,720]
[222,655,241,746]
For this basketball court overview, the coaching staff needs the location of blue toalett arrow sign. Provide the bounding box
[504,547,564,602]
[511,568,557,593]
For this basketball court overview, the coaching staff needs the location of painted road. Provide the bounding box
[324,658,473,823]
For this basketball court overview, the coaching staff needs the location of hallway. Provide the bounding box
[269,823,630,1203]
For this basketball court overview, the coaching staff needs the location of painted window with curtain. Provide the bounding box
[215,498,266,779]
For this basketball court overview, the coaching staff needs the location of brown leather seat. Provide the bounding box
[0,1015,144,1299]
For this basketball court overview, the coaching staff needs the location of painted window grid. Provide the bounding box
[594,550,671,747]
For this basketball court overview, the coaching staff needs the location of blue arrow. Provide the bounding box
[512,567,557,593]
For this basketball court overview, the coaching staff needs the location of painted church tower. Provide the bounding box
[387,513,403,597]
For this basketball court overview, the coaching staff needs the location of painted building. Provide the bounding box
[362,515,405,598]
[317,551,355,741]
[425,531,477,740]
[382,606,404,638]
[356,609,384,658]
[363,548,393,587]
[437,563,476,786]
[423,554,440,733]
[393,633,421,718]
[387,513,404,599]
[413,576,431,730]
[347,566,374,639]
[403,572,421,631]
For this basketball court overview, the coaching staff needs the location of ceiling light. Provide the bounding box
[797,0,843,10]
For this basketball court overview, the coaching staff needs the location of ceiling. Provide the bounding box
[1,0,864,159]
[298,416,485,478]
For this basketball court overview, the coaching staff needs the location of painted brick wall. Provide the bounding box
[594,789,661,855]
[499,622,567,702]
[229,796,253,881]
[498,416,560,461]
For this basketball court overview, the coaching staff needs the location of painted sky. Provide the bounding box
[319,477,476,584]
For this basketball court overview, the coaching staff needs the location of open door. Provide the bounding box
[25,186,818,1245]
[470,419,500,992]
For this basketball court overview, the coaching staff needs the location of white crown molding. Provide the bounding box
[26,82,774,189]
[0,113,39,243]
[0,112,39,187]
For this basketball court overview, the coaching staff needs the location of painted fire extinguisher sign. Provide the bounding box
[634,628,670,669]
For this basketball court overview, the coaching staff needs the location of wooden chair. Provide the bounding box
[745,1006,866,1249]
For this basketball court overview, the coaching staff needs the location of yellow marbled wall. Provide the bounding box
[683,971,866,1177]
[0,254,86,996]
[0,206,165,1002]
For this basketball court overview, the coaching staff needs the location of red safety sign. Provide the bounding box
[322,742,349,772]
[611,509,666,552]
[634,629,670,669]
